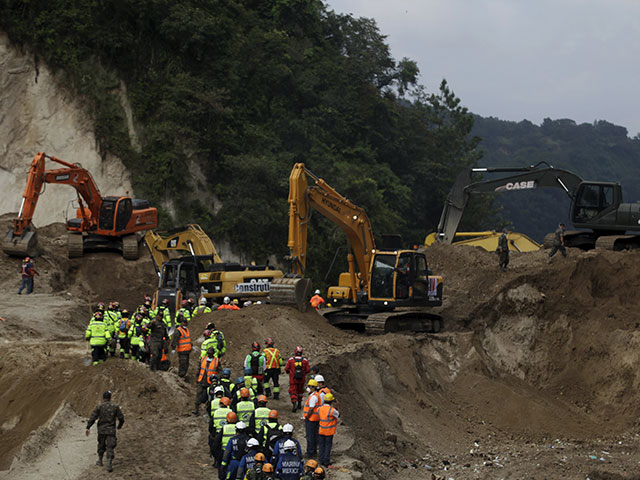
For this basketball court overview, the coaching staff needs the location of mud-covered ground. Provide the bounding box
[2,218,640,479]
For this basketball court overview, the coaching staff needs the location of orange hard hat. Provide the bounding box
[262,463,274,473]
[226,411,237,423]
[268,409,278,420]
[257,395,268,404]
[313,466,326,478]
[240,388,250,398]
[254,452,266,462]
[305,459,318,469]
[220,396,231,407]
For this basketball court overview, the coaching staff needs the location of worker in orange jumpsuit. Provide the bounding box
[309,290,325,310]
[284,346,310,412]
[218,296,240,310]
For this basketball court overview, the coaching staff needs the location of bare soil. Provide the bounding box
[2,220,640,479]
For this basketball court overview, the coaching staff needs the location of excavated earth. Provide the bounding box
[2,216,640,479]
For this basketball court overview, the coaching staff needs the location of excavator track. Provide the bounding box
[122,234,140,260]
[67,233,84,258]
[321,307,443,334]
[595,235,640,251]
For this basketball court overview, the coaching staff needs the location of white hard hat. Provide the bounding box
[282,423,294,433]
[255,301,262,305]
[243,301,252,307]
[236,421,247,430]
[223,296,230,304]
[315,375,325,383]
[315,289,321,295]
[283,439,296,452]
[200,297,207,305]
[214,386,224,394]
[247,438,260,448]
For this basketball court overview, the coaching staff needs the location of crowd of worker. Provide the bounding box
[85,290,340,478]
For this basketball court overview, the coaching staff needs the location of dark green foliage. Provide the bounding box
[472,116,640,241]
[0,0,485,287]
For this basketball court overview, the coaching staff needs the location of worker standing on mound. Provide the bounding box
[193,297,213,317]
[17,256,38,294]
[285,346,310,412]
[171,314,192,377]
[176,299,192,324]
[218,296,240,310]
[497,228,509,272]
[548,222,568,262]
[245,342,266,394]
[195,347,220,415]
[117,309,131,359]
[86,390,124,473]
[85,311,111,365]
[303,379,320,458]
[148,313,167,371]
[263,337,282,399]
[309,290,325,310]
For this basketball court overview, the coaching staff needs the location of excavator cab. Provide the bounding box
[98,196,133,233]
[572,182,620,225]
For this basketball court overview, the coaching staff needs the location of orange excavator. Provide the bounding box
[2,152,157,259]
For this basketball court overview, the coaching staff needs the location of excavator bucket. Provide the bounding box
[2,229,38,257]
[269,277,313,312]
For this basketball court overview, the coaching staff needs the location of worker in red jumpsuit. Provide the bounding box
[284,346,310,413]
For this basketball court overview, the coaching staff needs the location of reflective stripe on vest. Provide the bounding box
[222,423,236,448]
[213,407,231,429]
[210,397,221,413]
[303,392,320,422]
[198,356,220,383]
[253,407,271,433]
[88,320,108,346]
[176,326,192,352]
[263,347,280,369]
[236,400,255,422]
[318,405,337,436]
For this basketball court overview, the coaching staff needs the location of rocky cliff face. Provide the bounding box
[0,32,133,228]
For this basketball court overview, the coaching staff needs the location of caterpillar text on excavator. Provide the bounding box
[2,152,157,259]
[269,163,443,334]
[433,161,640,250]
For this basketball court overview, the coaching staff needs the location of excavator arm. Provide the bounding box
[437,162,583,244]
[144,224,222,274]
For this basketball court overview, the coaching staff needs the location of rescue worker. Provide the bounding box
[235,388,256,423]
[258,410,281,454]
[261,463,275,480]
[193,297,213,317]
[117,309,131,359]
[235,439,262,480]
[244,342,266,394]
[155,298,173,327]
[303,379,321,458]
[548,222,568,261]
[171,314,192,377]
[497,228,509,272]
[285,346,310,412]
[176,299,192,324]
[243,452,267,480]
[275,440,304,480]
[317,393,339,466]
[271,424,302,466]
[187,297,196,314]
[201,323,227,359]
[210,396,233,465]
[218,296,240,310]
[17,257,38,294]
[249,395,271,435]
[104,302,121,357]
[148,312,168,371]
[309,290,325,310]
[85,311,111,365]
[220,421,250,480]
[220,368,233,396]
[263,337,282,399]
[85,390,124,472]
[301,459,319,480]
[312,466,326,479]
[128,314,144,361]
[213,411,238,468]
[315,375,331,403]
[195,347,220,415]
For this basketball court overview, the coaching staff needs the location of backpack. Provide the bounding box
[293,356,303,379]
[215,331,225,354]
[250,353,260,375]
[119,318,130,332]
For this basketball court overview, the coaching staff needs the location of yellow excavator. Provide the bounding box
[270,163,443,334]
[145,225,283,314]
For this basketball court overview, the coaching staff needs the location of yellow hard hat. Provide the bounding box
[307,379,318,387]
[324,392,335,402]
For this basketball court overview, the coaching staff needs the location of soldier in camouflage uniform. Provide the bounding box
[86,390,125,472]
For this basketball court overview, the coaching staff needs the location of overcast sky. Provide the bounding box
[326,0,640,137]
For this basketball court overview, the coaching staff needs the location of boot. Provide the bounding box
[106,457,113,472]
[292,402,297,413]
[297,400,302,410]
[96,454,104,466]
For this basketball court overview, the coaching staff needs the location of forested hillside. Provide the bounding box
[472,117,640,241]
[0,0,483,286]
